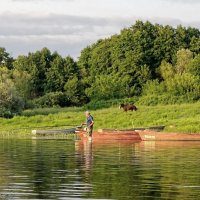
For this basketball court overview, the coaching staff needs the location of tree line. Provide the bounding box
[1,20,200,117]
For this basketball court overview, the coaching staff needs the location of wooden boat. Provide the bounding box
[32,128,76,136]
[79,128,200,141]
[98,126,165,133]
[32,126,200,141]
[78,130,141,141]
[138,131,200,141]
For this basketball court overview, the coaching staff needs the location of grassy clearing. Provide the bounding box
[0,102,200,137]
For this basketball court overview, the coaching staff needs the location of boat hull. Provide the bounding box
[32,128,76,136]
[78,131,141,141]
[98,126,165,132]
[138,131,200,141]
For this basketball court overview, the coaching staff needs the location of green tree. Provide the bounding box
[190,37,200,55]
[64,77,80,105]
[153,25,176,64]
[45,54,65,92]
[14,48,52,98]
[0,67,24,118]
[175,49,193,74]
[85,74,130,100]
[165,73,200,96]
[12,69,32,100]
[160,61,175,80]
[45,55,79,92]
[188,54,200,76]
[0,47,14,69]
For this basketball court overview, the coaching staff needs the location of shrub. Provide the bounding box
[32,92,70,108]
[85,74,131,100]
[165,73,200,96]
[137,94,198,106]
[142,80,166,96]
[83,97,139,110]
[0,82,24,118]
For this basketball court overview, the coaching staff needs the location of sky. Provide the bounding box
[0,0,200,58]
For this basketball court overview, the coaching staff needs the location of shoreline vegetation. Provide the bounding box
[0,102,200,138]
[1,21,200,119]
[1,20,200,136]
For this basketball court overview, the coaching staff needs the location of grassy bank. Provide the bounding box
[0,102,200,137]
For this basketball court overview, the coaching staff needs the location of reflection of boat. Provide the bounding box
[138,131,200,141]
[139,141,200,149]
[78,130,141,141]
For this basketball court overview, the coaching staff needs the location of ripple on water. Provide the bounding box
[0,140,200,199]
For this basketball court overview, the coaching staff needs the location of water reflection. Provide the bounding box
[0,139,200,200]
[75,140,93,178]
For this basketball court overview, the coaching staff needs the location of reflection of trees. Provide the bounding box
[0,140,200,199]
[87,142,143,199]
[0,140,83,199]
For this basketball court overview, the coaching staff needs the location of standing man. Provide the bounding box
[82,111,94,141]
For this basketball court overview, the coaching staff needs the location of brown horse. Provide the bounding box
[119,103,137,112]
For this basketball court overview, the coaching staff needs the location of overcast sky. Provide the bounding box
[0,0,200,58]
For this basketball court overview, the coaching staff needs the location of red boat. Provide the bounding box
[78,130,141,141]
[78,129,200,141]
[138,131,200,141]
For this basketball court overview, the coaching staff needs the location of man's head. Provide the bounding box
[85,111,90,117]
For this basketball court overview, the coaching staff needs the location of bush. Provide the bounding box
[85,74,132,100]
[83,97,139,110]
[32,92,70,108]
[137,94,198,106]
[142,80,166,96]
[165,73,200,96]
[0,82,24,118]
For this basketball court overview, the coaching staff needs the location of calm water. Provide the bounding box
[0,139,200,200]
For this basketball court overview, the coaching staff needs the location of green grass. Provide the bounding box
[0,102,200,137]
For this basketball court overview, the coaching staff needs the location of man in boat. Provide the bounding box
[82,111,94,141]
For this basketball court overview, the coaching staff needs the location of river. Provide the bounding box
[0,139,200,200]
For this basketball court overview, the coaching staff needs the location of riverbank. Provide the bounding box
[0,102,200,137]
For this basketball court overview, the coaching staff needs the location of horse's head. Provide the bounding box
[119,104,125,109]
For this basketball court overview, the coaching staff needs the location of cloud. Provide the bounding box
[0,12,133,57]
[0,35,91,59]
[149,17,200,28]
[1,12,200,58]
[161,0,200,4]
[12,0,75,1]
[0,13,132,36]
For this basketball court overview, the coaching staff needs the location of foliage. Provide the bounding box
[78,21,200,100]
[137,94,197,106]
[188,54,200,76]
[1,21,200,118]
[165,73,200,96]
[83,97,139,110]
[141,49,200,105]
[0,81,24,118]
[12,69,32,100]
[85,74,132,100]
[175,49,193,74]
[0,67,24,118]
[0,47,14,69]
[64,77,82,105]
[159,61,175,80]
[32,92,70,108]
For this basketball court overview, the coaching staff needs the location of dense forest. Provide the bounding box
[1,21,200,117]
